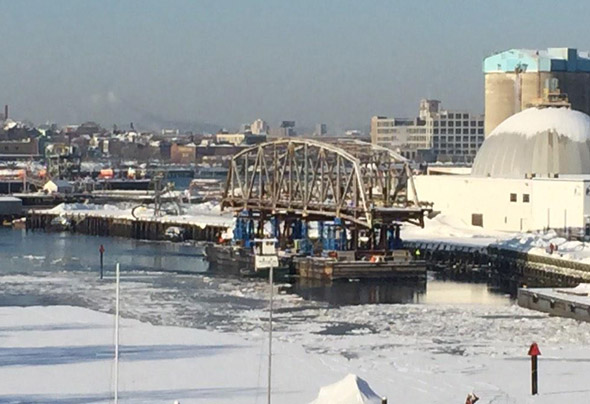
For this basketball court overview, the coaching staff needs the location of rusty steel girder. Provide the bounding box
[222,138,426,228]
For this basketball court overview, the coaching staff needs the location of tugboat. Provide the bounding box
[204,240,292,279]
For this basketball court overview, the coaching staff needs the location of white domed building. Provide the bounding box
[415,107,590,232]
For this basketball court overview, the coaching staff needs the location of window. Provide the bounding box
[478,121,484,127]
[441,129,447,134]
[448,121,454,127]
[472,214,483,227]
[523,194,530,203]
[463,113,468,119]
[477,128,484,134]
[433,128,439,134]
[441,120,446,127]
[470,121,476,126]
[434,121,439,127]
[510,193,517,202]
[463,136,469,142]
[463,128,468,134]
[448,113,454,119]
[463,121,469,126]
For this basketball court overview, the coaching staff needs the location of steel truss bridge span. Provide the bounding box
[222,138,427,228]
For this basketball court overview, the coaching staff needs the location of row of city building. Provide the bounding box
[371,47,590,163]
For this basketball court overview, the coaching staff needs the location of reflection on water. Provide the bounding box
[1,228,207,275]
[291,279,426,305]
[418,280,511,306]
[291,277,512,306]
[1,228,513,307]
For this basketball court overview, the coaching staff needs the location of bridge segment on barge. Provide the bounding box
[222,138,430,250]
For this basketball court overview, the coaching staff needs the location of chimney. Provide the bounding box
[4,105,7,120]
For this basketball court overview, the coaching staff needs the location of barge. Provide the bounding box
[295,250,426,281]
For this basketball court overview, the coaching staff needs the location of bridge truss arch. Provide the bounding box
[222,138,427,228]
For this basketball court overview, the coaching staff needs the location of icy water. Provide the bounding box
[0,228,512,333]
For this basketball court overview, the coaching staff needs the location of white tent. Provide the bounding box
[310,374,385,404]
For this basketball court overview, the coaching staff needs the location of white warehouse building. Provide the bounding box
[415,107,590,233]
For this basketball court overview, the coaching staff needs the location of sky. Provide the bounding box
[2,0,590,132]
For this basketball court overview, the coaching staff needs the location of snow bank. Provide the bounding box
[404,214,590,266]
[402,214,512,247]
[496,229,590,263]
[40,201,234,229]
[47,203,122,214]
[310,374,383,404]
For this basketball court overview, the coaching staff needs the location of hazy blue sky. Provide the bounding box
[2,0,590,131]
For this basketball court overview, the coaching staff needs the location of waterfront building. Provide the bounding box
[269,121,296,138]
[216,132,246,146]
[250,119,269,135]
[315,123,327,136]
[170,143,196,164]
[371,99,484,162]
[415,107,590,232]
[484,48,590,136]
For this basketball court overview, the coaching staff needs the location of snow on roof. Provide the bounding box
[309,374,383,404]
[49,179,73,187]
[0,196,22,203]
[489,107,590,142]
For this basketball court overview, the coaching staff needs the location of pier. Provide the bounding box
[26,210,228,242]
[404,239,590,288]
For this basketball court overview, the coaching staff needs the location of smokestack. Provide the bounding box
[4,105,7,120]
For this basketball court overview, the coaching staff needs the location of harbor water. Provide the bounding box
[0,228,513,332]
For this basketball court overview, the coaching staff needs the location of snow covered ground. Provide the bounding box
[2,298,590,403]
[404,214,590,266]
[402,214,513,247]
[41,201,234,229]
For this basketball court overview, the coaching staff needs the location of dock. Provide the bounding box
[518,284,590,322]
[404,239,590,287]
[26,209,230,242]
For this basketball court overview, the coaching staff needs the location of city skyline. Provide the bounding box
[3,0,590,130]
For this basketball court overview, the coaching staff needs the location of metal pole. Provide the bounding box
[531,355,538,395]
[267,265,273,404]
[100,251,104,280]
[114,263,120,404]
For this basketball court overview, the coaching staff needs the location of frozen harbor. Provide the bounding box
[2,302,590,403]
[2,229,590,402]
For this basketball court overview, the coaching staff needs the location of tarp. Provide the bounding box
[310,374,384,404]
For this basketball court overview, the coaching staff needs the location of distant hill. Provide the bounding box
[131,111,223,134]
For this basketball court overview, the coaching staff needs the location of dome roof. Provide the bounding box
[471,108,590,178]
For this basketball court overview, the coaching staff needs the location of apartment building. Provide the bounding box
[370,99,484,162]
